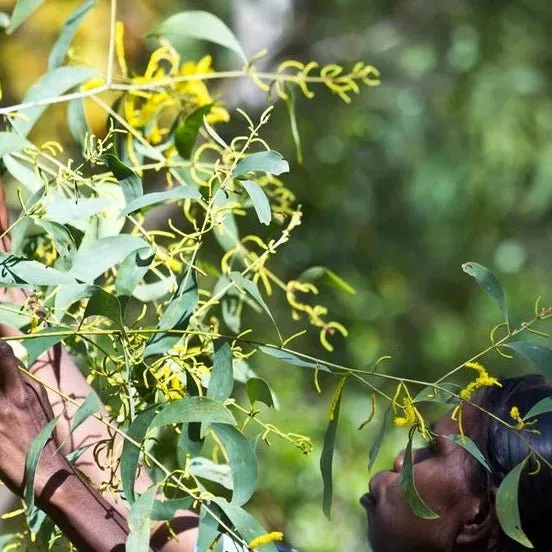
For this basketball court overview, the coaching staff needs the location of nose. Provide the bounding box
[393,449,406,472]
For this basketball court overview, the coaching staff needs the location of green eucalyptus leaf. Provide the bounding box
[150,396,236,431]
[81,287,125,334]
[126,486,157,552]
[24,326,68,365]
[232,151,289,180]
[283,83,303,164]
[133,274,175,303]
[24,416,59,532]
[0,132,30,156]
[462,262,509,327]
[48,0,97,70]
[524,397,552,420]
[8,0,43,34]
[368,406,392,473]
[241,180,271,225]
[413,383,460,405]
[121,407,157,505]
[298,266,356,295]
[174,103,213,159]
[67,97,90,147]
[0,301,30,329]
[207,341,234,403]
[148,11,247,63]
[496,458,533,548]
[151,497,193,521]
[443,435,491,472]
[189,457,233,489]
[259,345,330,372]
[119,184,201,219]
[144,270,198,357]
[102,153,143,206]
[196,504,221,552]
[45,194,105,225]
[11,67,98,136]
[3,154,43,191]
[504,342,552,380]
[400,429,439,519]
[211,423,257,505]
[320,379,345,519]
[115,247,155,297]
[36,219,75,257]
[0,252,76,287]
[212,498,278,552]
[230,272,281,340]
[70,234,148,283]
[246,377,275,408]
[69,391,101,435]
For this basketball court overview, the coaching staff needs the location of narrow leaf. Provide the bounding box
[207,341,234,402]
[8,0,43,34]
[48,0,97,70]
[298,266,356,295]
[196,504,221,552]
[0,253,76,287]
[443,435,491,472]
[36,219,75,257]
[24,326,68,365]
[126,486,157,552]
[524,397,552,420]
[24,416,59,532]
[70,234,148,282]
[400,429,439,519]
[45,194,105,224]
[67,98,90,147]
[81,288,125,334]
[174,103,213,159]
[259,345,330,372]
[241,180,271,225]
[115,247,155,297]
[148,11,247,63]
[462,262,509,327]
[151,497,193,521]
[119,184,201,218]
[102,153,143,206]
[0,132,30,156]
[211,423,258,506]
[283,83,303,164]
[232,151,289,180]
[368,405,392,473]
[505,341,552,381]
[3,154,44,191]
[11,67,98,136]
[413,383,460,405]
[496,458,533,548]
[246,378,275,408]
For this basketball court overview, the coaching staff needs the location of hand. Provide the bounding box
[0,340,69,497]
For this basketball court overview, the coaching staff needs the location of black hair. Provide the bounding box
[471,374,552,552]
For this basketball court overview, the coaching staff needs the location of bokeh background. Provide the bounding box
[1,0,552,550]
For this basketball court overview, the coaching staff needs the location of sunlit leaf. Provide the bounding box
[45,194,105,225]
[298,266,356,295]
[2,154,43,191]
[505,341,552,381]
[151,497,193,521]
[0,132,30,156]
[126,486,157,552]
[246,377,275,408]
[48,0,97,70]
[189,457,233,490]
[24,326,68,365]
[119,184,201,218]
[102,153,143,206]
[400,428,439,519]
[524,397,552,420]
[232,151,289,180]
[211,423,257,505]
[67,98,90,147]
[11,67,98,136]
[24,416,59,532]
[144,270,198,357]
[174,103,213,159]
[0,252,76,288]
[70,234,148,283]
[443,435,491,472]
[259,345,330,372]
[81,288,126,334]
[8,0,43,34]
[148,11,247,63]
[496,458,533,548]
[115,247,155,297]
[0,301,30,329]
[36,219,75,258]
[462,262,509,327]
[368,405,392,473]
[207,341,234,402]
[241,180,271,225]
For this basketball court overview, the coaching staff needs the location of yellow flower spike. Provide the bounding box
[459,361,501,401]
[320,320,348,352]
[249,532,284,549]
[510,406,526,431]
[115,21,128,79]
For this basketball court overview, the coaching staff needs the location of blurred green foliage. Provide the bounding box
[1,0,551,550]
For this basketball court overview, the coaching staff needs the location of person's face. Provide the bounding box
[361,406,486,552]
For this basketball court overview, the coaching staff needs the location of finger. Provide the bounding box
[0,340,23,393]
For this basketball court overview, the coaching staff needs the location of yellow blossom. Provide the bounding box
[249,531,284,549]
[392,388,428,439]
[510,406,525,431]
[459,361,501,401]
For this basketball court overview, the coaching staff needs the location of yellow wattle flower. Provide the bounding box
[459,361,501,401]
[249,531,284,549]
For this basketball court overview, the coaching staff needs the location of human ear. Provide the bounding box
[454,491,498,547]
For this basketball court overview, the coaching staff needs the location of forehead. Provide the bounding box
[433,404,482,437]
